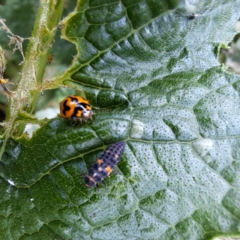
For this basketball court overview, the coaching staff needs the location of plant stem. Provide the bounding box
[0,0,65,159]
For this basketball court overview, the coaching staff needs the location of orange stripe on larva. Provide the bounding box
[105,166,113,175]
[96,159,103,164]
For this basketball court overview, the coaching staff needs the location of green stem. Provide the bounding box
[0,0,65,158]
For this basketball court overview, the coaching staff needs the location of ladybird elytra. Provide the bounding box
[59,95,92,122]
[84,141,126,188]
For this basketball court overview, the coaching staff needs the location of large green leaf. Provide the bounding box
[1,0,240,239]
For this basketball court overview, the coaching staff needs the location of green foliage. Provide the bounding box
[0,0,240,239]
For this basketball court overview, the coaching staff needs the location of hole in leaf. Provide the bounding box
[219,27,240,74]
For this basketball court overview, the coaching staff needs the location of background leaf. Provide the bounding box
[1,0,240,239]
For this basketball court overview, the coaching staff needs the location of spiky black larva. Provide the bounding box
[84,142,126,188]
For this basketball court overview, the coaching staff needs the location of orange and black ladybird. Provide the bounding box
[84,141,126,188]
[59,95,93,123]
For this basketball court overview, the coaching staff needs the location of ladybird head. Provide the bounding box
[84,175,96,188]
[82,109,93,120]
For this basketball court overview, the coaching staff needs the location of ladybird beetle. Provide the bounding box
[0,78,13,97]
[84,141,126,188]
[60,95,93,123]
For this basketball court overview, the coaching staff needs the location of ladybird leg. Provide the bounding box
[70,118,76,126]
[88,114,92,120]
[88,113,94,121]
[67,118,72,125]
[78,118,83,124]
